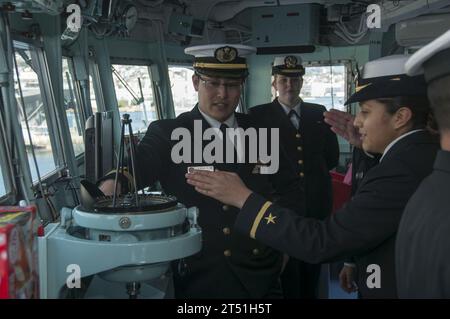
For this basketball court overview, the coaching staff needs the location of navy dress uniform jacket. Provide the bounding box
[249,98,339,220]
[249,99,339,298]
[235,130,439,298]
[134,106,304,298]
[396,150,450,298]
[351,148,380,196]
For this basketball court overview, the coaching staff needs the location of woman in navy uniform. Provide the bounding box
[100,44,304,298]
[249,55,339,298]
[186,54,440,298]
[396,30,450,298]
[323,109,381,294]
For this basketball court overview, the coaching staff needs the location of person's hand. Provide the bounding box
[98,179,121,196]
[339,264,358,293]
[186,170,252,209]
[324,109,362,148]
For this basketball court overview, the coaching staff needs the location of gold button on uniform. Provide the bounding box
[223,227,231,235]
[297,146,302,151]
[298,160,303,164]
[222,205,229,211]
[252,248,259,255]
[224,249,231,257]
[299,172,304,178]
[295,133,301,138]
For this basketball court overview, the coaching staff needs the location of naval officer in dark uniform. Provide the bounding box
[187,54,440,298]
[100,44,304,298]
[323,109,380,294]
[396,30,450,298]
[248,56,339,298]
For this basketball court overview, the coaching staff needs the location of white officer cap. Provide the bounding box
[345,54,427,105]
[405,29,450,84]
[184,44,256,79]
[272,55,305,77]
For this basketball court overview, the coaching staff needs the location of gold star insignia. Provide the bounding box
[264,213,277,225]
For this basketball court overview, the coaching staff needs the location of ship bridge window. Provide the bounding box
[13,46,58,182]
[0,144,13,200]
[0,143,7,198]
[62,57,84,156]
[300,64,349,112]
[0,167,4,197]
[169,66,198,117]
[111,64,157,134]
[0,104,14,201]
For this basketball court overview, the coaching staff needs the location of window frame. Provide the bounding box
[62,56,86,158]
[110,61,159,133]
[301,59,354,164]
[89,58,106,114]
[0,102,17,204]
[301,59,353,113]
[13,40,66,184]
[168,64,199,116]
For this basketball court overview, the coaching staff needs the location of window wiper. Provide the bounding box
[17,49,37,73]
[65,71,82,136]
[111,66,143,105]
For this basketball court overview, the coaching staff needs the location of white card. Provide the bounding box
[187,166,215,173]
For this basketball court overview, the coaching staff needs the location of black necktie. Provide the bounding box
[220,123,229,137]
[220,123,235,164]
[288,110,300,130]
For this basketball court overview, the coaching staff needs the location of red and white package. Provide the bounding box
[0,206,39,299]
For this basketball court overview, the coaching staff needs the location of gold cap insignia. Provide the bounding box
[284,56,298,69]
[355,82,371,92]
[215,46,238,63]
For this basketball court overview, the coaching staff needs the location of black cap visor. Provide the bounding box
[345,74,427,105]
[195,68,248,79]
[272,66,305,77]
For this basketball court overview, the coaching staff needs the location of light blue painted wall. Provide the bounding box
[103,38,190,63]
[106,38,152,61]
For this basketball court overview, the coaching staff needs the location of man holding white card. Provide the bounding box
[99,44,304,299]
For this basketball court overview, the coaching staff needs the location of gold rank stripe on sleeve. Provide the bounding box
[250,201,273,239]
[193,62,247,69]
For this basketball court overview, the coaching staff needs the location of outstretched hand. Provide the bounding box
[324,109,362,148]
[186,170,252,209]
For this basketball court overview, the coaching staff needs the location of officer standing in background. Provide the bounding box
[396,29,450,298]
[249,55,339,298]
